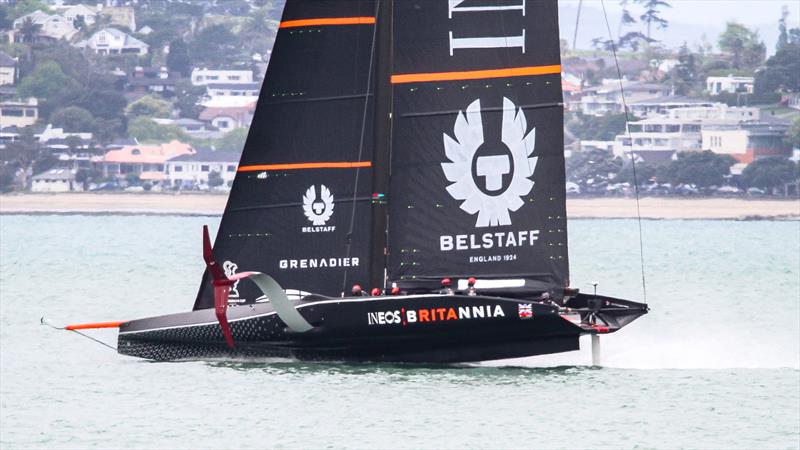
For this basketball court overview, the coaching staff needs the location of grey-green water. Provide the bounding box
[1,215,798,449]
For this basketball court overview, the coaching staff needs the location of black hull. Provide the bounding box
[118,293,647,362]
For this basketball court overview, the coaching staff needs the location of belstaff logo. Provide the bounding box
[302,185,335,232]
[441,97,538,227]
[222,260,244,303]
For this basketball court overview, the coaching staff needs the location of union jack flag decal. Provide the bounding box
[518,303,533,319]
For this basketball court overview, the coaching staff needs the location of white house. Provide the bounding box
[580,81,671,116]
[0,98,38,128]
[191,68,254,86]
[165,148,240,189]
[206,82,261,98]
[0,51,16,86]
[77,28,149,56]
[13,10,78,41]
[55,4,97,26]
[706,75,754,95]
[31,168,81,192]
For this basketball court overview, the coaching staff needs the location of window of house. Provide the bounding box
[665,124,680,133]
[227,165,235,172]
[1,108,23,117]
[131,149,141,155]
[628,124,642,133]
[217,120,230,128]
[229,75,240,80]
[201,165,209,172]
[175,166,183,172]
[683,125,701,132]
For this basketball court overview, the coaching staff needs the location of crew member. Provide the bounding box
[351,284,366,296]
[370,288,381,296]
[440,278,454,295]
[466,277,477,296]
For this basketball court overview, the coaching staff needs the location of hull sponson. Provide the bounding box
[118,295,581,362]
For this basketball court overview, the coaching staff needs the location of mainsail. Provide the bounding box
[194,0,379,308]
[195,0,568,308]
[386,0,569,293]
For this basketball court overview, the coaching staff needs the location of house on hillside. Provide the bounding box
[199,97,256,132]
[191,68,254,86]
[165,148,240,189]
[0,52,16,86]
[580,81,671,116]
[0,98,38,128]
[706,76,754,95]
[628,96,715,119]
[97,6,136,31]
[702,116,791,164]
[37,124,93,147]
[100,140,194,184]
[76,28,149,56]
[55,4,97,27]
[13,10,79,42]
[206,83,261,98]
[125,66,178,96]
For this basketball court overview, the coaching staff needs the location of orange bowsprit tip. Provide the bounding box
[65,321,125,331]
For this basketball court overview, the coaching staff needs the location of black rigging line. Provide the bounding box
[342,0,382,296]
[599,0,648,302]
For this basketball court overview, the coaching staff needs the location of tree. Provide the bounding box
[213,128,249,152]
[660,151,736,188]
[566,112,632,141]
[127,117,190,143]
[786,117,800,149]
[672,42,698,95]
[50,106,95,132]
[635,0,670,41]
[75,168,102,190]
[166,39,191,76]
[566,149,622,187]
[208,170,224,188]
[73,14,87,31]
[741,157,797,191]
[17,61,75,100]
[16,17,41,44]
[754,42,800,95]
[189,25,239,66]
[616,161,657,186]
[174,81,205,119]
[777,6,790,52]
[718,22,766,70]
[126,95,173,118]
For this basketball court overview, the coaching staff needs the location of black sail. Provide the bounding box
[194,0,378,309]
[387,0,568,293]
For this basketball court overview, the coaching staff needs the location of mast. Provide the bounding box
[368,0,393,291]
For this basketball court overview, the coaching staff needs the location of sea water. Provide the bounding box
[1,215,798,449]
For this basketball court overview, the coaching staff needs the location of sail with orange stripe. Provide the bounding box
[386,0,570,295]
[193,0,380,307]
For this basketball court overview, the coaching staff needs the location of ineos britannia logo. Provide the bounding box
[302,185,336,233]
[441,98,538,227]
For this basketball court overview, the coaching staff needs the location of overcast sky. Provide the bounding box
[560,0,800,51]
[561,0,800,27]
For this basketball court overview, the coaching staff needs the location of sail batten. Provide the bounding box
[391,64,562,84]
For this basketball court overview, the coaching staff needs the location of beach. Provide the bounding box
[0,193,797,219]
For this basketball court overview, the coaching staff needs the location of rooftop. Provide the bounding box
[169,148,241,163]
[0,51,15,68]
[103,140,194,164]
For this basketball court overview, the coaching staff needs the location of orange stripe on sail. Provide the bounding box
[65,321,126,330]
[238,161,372,172]
[279,17,376,28]
[391,65,562,84]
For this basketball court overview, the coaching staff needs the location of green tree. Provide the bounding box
[754,42,800,95]
[616,161,657,186]
[16,16,41,44]
[635,0,670,41]
[10,0,50,19]
[566,112,632,141]
[166,39,191,76]
[566,149,622,187]
[660,151,736,188]
[208,170,224,187]
[75,167,102,190]
[174,81,205,119]
[777,6,790,52]
[126,95,173,118]
[17,61,76,100]
[718,22,766,70]
[672,42,698,95]
[127,117,189,143]
[786,117,800,148]
[741,157,797,191]
[50,106,95,132]
[213,128,248,152]
[189,25,239,66]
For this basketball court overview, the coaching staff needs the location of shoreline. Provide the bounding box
[1,193,798,220]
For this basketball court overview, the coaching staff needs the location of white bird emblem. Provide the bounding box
[302,185,335,226]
